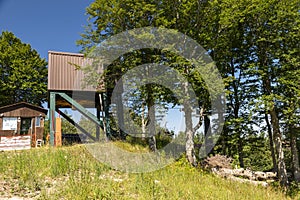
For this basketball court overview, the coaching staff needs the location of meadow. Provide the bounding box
[0,144,294,199]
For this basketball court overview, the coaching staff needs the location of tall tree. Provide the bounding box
[78,0,210,165]
[0,31,47,106]
[246,0,299,186]
[79,0,299,179]
[274,0,300,182]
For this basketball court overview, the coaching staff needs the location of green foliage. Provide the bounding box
[286,182,300,199]
[78,116,97,136]
[61,118,78,134]
[78,0,300,185]
[0,31,47,106]
[242,135,273,171]
[202,0,300,181]
[43,118,50,141]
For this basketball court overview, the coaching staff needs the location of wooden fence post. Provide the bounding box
[55,117,62,146]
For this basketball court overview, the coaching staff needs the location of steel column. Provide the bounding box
[49,92,56,146]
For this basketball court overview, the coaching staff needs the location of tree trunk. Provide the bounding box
[96,106,101,141]
[270,108,288,186]
[238,136,244,168]
[115,78,125,140]
[148,104,157,152]
[99,93,108,141]
[185,105,196,166]
[221,126,228,155]
[265,113,277,172]
[204,115,213,155]
[146,83,157,152]
[141,103,146,140]
[290,125,300,182]
[183,81,197,166]
[262,61,288,186]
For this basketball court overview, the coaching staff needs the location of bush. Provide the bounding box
[202,154,233,170]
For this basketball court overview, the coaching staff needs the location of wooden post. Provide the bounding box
[55,117,62,146]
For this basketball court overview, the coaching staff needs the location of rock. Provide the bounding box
[266,172,277,179]
[210,167,277,187]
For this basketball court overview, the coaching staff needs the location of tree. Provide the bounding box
[0,31,47,107]
[61,111,78,134]
[274,0,300,182]
[79,0,216,166]
[244,0,299,186]
[200,0,257,168]
[79,1,299,184]
[204,0,299,187]
[188,0,299,187]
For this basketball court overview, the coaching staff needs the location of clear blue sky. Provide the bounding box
[0,0,94,115]
[0,0,94,60]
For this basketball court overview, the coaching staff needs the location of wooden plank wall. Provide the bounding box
[1,107,44,117]
[0,135,31,151]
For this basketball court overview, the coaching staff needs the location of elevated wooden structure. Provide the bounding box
[48,51,105,108]
[48,51,110,146]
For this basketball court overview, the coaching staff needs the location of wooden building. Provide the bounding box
[0,102,48,150]
[48,51,105,108]
[48,51,107,145]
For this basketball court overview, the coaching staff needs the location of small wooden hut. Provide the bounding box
[0,102,48,150]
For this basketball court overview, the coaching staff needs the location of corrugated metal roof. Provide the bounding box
[48,51,104,92]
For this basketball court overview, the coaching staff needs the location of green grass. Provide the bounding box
[0,144,295,199]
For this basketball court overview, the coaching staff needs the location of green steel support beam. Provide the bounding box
[57,109,96,141]
[56,92,104,128]
[49,92,56,146]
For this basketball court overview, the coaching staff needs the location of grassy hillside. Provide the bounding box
[0,144,293,199]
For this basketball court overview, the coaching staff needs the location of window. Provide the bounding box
[2,117,18,130]
[35,117,41,127]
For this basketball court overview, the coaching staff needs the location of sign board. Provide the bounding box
[2,117,18,130]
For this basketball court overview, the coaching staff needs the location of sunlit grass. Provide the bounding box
[0,144,294,199]
[113,140,150,153]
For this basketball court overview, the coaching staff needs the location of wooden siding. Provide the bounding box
[0,135,31,151]
[0,130,15,137]
[0,102,47,117]
[48,51,104,92]
[0,107,46,117]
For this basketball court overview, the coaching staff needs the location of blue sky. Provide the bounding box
[0,0,95,118]
[0,0,94,60]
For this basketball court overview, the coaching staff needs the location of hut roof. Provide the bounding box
[0,102,48,116]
